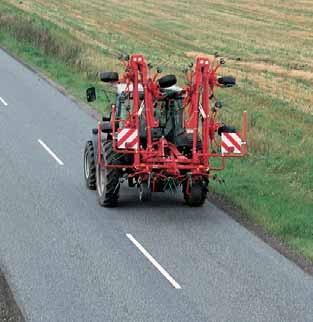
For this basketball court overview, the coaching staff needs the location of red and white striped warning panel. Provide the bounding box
[117,128,139,149]
[221,132,242,154]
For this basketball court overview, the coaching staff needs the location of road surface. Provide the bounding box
[0,49,312,322]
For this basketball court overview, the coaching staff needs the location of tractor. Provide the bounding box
[84,53,247,207]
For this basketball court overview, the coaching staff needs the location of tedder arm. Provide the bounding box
[183,55,247,170]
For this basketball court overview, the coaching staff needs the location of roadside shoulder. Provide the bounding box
[208,192,313,276]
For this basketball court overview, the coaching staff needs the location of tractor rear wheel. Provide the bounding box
[184,180,207,207]
[84,141,96,190]
[96,141,120,207]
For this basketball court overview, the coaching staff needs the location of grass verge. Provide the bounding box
[0,2,312,262]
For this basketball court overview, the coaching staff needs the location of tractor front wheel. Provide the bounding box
[96,141,120,207]
[184,180,207,207]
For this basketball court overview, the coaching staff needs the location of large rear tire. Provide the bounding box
[84,141,96,190]
[184,180,207,207]
[96,141,121,207]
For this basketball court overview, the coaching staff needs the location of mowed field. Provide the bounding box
[5,0,313,114]
[0,0,312,260]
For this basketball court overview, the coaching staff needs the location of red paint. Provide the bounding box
[97,54,247,185]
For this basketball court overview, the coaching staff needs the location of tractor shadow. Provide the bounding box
[117,184,189,209]
[111,184,221,225]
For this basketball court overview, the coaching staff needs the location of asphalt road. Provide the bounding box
[0,48,312,322]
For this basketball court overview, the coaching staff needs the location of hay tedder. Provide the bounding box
[84,54,247,207]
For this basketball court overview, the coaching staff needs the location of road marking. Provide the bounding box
[0,96,8,106]
[126,234,182,289]
[38,139,64,166]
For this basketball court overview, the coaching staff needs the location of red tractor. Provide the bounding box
[84,53,247,207]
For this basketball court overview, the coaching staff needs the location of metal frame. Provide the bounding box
[97,54,247,189]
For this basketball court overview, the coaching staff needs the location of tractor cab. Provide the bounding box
[115,83,144,120]
[155,85,186,143]
[115,82,186,146]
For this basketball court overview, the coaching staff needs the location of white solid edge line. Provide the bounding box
[0,96,8,106]
[126,233,182,289]
[38,139,64,166]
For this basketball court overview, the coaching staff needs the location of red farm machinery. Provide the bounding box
[84,53,247,207]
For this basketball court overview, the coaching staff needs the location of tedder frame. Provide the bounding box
[84,53,247,206]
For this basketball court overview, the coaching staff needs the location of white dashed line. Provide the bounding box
[0,96,8,106]
[38,139,64,166]
[126,233,182,289]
